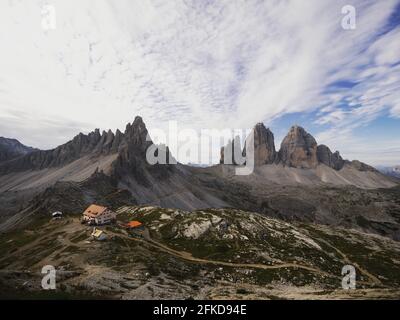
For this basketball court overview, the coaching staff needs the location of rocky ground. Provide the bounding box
[1,206,400,300]
[193,168,400,241]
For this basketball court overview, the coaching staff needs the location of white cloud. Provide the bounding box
[0,0,399,165]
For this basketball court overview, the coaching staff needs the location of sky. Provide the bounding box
[0,0,399,166]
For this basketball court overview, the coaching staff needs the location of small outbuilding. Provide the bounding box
[52,211,63,219]
[91,228,107,241]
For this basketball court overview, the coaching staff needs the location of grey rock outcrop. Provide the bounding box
[247,123,277,166]
[317,145,345,170]
[220,123,276,166]
[278,126,318,169]
[111,116,174,186]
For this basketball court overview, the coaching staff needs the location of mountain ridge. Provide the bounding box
[0,117,146,174]
[378,165,400,179]
[1,118,378,176]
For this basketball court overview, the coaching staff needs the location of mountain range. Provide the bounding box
[1,116,400,300]
[0,117,399,240]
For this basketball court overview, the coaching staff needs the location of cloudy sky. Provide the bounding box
[0,0,399,166]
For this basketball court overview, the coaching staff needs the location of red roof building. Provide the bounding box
[82,204,116,225]
[126,220,143,228]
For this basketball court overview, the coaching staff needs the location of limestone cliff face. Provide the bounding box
[123,116,151,150]
[112,116,152,170]
[250,123,277,166]
[217,123,375,172]
[317,145,345,170]
[220,123,276,166]
[278,126,318,169]
[220,136,244,165]
[111,116,174,186]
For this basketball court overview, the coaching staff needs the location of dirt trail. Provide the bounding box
[315,237,382,285]
[0,218,88,269]
[109,228,338,280]
[0,218,382,287]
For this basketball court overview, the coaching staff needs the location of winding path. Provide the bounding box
[113,228,340,280]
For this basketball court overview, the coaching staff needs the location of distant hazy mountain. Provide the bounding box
[0,137,36,163]
[377,165,400,179]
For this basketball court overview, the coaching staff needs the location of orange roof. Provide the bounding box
[126,221,142,228]
[83,204,108,217]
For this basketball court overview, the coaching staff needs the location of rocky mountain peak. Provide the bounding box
[316,144,345,170]
[133,115,144,125]
[251,123,276,165]
[278,125,318,169]
[105,129,115,144]
[124,116,150,149]
[220,123,277,166]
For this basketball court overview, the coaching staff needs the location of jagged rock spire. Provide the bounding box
[124,116,151,149]
[250,123,277,165]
